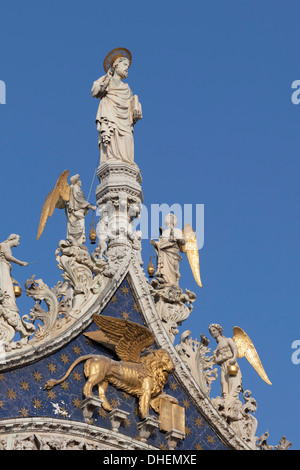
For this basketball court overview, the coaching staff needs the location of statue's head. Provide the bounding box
[7,234,20,247]
[209,324,223,339]
[145,349,175,375]
[70,174,81,186]
[111,57,130,79]
[103,47,132,79]
[164,213,177,229]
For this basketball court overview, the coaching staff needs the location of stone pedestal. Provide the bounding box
[137,416,160,443]
[96,162,143,242]
[96,162,143,201]
[108,408,130,433]
[165,428,185,450]
[80,397,103,424]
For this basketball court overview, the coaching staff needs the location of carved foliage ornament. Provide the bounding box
[175,330,218,396]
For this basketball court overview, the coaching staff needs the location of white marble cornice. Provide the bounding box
[0,417,156,450]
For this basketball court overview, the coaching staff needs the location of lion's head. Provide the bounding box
[159,349,175,373]
[141,349,174,397]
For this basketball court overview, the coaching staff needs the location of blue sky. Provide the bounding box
[1,1,299,449]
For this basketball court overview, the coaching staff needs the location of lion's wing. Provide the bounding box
[92,314,155,362]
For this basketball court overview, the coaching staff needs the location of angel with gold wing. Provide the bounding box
[150,214,202,289]
[45,315,175,419]
[209,324,272,400]
[37,170,96,246]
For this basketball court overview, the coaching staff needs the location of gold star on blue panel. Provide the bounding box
[0,278,227,450]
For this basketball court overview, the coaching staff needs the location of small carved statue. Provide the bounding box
[0,438,7,450]
[94,204,116,260]
[153,286,196,343]
[0,234,35,347]
[91,47,142,165]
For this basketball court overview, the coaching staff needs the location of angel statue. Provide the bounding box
[91,47,142,165]
[45,315,176,419]
[151,213,185,287]
[151,214,202,288]
[209,324,243,400]
[209,324,272,399]
[37,171,96,246]
[209,324,271,448]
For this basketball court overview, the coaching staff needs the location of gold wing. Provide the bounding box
[85,315,155,363]
[233,326,272,385]
[183,223,202,288]
[36,170,71,240]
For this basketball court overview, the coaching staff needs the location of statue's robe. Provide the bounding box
[154,229,185,287]
[91,76,135,165]
[67,185,91,245]
[213,341,243,400]
[0,247,17,312]
[0,244,33,343]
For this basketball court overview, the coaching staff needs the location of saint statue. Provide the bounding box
[151,214,186,287]
[91,47,142,165]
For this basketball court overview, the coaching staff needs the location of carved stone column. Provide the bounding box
[96,162,143,245]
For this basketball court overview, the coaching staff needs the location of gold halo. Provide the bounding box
[103,47,132,73]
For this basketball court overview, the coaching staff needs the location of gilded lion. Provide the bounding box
[45,315,175,418]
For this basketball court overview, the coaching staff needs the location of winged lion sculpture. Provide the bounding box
[45,315,175,419]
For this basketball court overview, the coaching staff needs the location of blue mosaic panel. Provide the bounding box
[0,278,227,450]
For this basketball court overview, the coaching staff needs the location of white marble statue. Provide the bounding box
[95,205,116,260]
[91,48,142,165]
[67,174,97,246]
[151,214,186,287]
[209,324,243,399]
[0,235,28,309]
[0,234,34,346]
